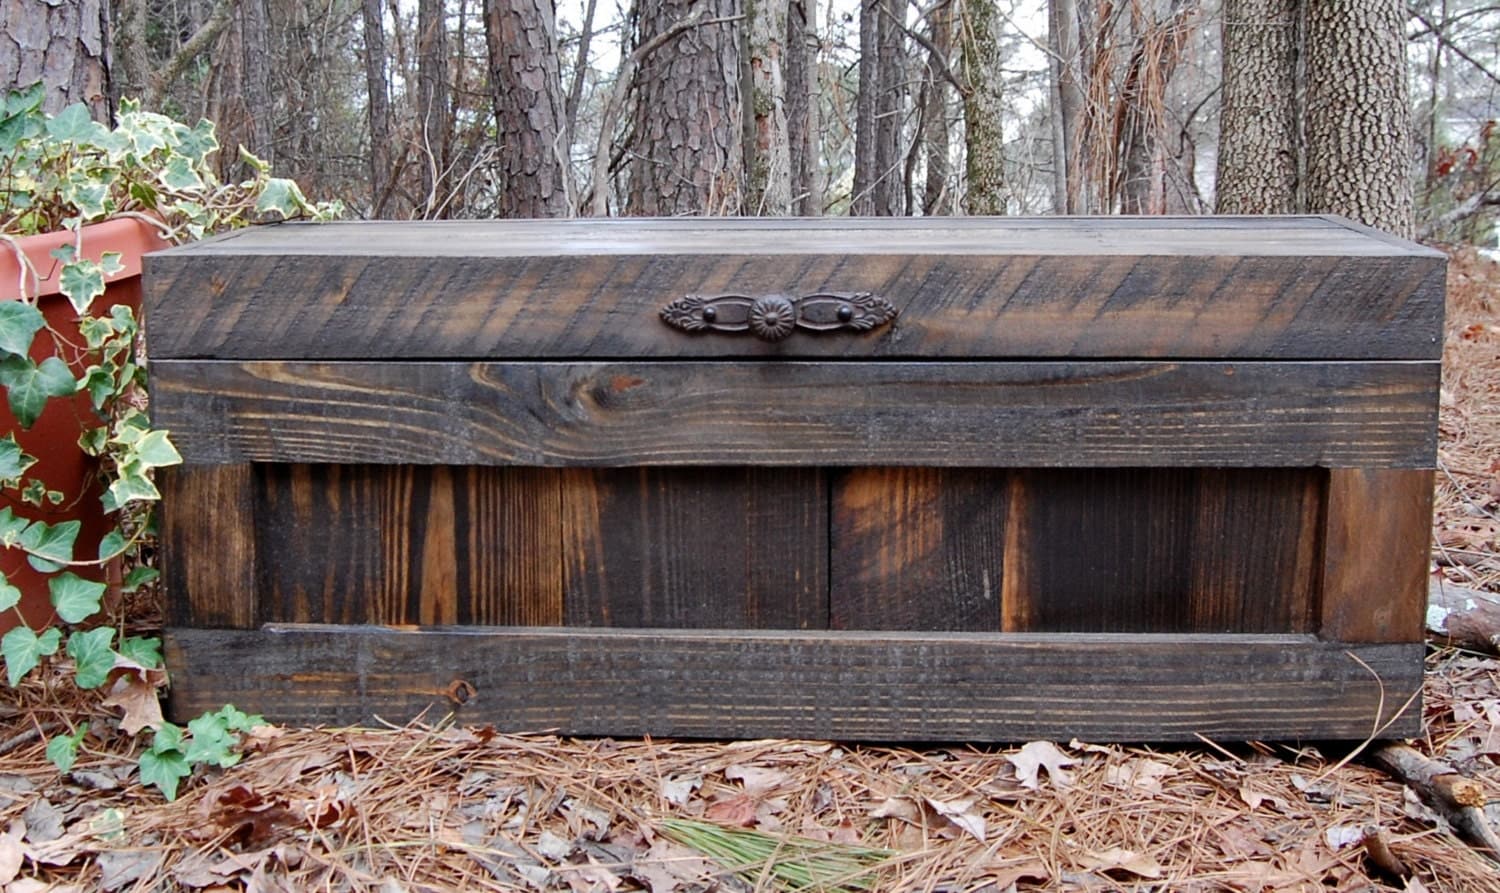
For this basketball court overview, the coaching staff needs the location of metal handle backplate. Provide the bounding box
[660,292,898,342]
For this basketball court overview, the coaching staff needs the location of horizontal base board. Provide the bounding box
[164,626,1423,741]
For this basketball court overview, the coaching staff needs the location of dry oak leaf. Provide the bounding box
[0,819,24,886]
[1103,758,1176,794]
[923,797,986,843]
[100,671,165,736]
[723,764,789,796]
[1076,846,1164,879]
[1006,741,1076,789]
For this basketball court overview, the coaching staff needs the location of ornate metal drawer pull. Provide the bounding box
[660,292,898,342]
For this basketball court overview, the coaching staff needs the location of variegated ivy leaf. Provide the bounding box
[0,433,36,484]
[104,466,160,512]
[62,174,111,220]
[58,259,107,314]
[99,251,124,276]
[254,177,308,218]
[133,430,182,469]
[238,144,270,173]
[0,508,27,545]
[160,155,203,192]
[178,119,218,164]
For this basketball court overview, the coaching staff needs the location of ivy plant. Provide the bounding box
[1,83,339,798]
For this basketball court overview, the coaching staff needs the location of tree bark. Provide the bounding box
[625,0,744,215]
[960,0,1005,214]
[745,0,794,215]
[1049,0,1085,213]
[785,0,820,214]
[853,0,906,215]
[852,0,881,214]
[1215,0,1299,214]
[363,0,395,217]
[1,0,112,121]
[486,0,572,217]
[921,0,953,214]
[240,0,275,165]
[418,0,452,215]
[1303,0,1414,237]
[113,0,149,107]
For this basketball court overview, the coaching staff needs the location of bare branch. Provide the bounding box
[1408,5,1500,89]
[148,0,240,107]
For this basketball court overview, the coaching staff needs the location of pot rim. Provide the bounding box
[1,217,172,302]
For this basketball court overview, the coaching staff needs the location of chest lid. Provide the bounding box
[144,216,1444,361]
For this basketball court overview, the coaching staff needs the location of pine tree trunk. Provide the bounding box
[920,0,953,214]
[418,0,451,215]
[1303,0,1413,237]
[874,0,906,215]
[241,0,275,165]
[854,0,906,215]
[961,0,1005,214]
[852,0,881,215]
[1215,0,1298,214]
[625,0,743,215]
[745,0,793,214]
[486,0,572,217]
[1048,0,1085,213]
[785,0,820,214]
[363,0,394,217]
[1,0,112,120]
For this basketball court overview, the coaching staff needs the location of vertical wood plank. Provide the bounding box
[830,468,1006,630]
[1001,469,1324,633]
[561,468,828,629]
[1320,468,1433,643]
[160,465,258,628]
[255,465,562,626]
[1188,470,1324,633]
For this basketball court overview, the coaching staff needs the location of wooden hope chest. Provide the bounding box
[146,216,1443,741]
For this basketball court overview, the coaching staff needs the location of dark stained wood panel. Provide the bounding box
[561,468,827,629]
[254,465,562,626]
[159,465,257,629]
[1002,469,1324,634]
[830,468,1006,630]
[151,360,1440,469]
[163,625,1423,741]
[1320,469,1434,643]
[143,217,1444,361]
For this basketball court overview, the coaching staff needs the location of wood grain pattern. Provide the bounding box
[830,468,1006,630]
[159,465,257,628]
[1320,469,1434,643]
[144,218,1444,361]
[254,465,562,626]
[151,360,1439,468]
[561,468,827,628]
[163,625,1423,740]
[1001,469,1324,634]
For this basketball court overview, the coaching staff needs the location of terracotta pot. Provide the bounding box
[1,218,170,635]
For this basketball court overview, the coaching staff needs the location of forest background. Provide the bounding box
[3,0,1496,241]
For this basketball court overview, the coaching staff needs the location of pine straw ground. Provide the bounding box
[1,249,1499,893]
